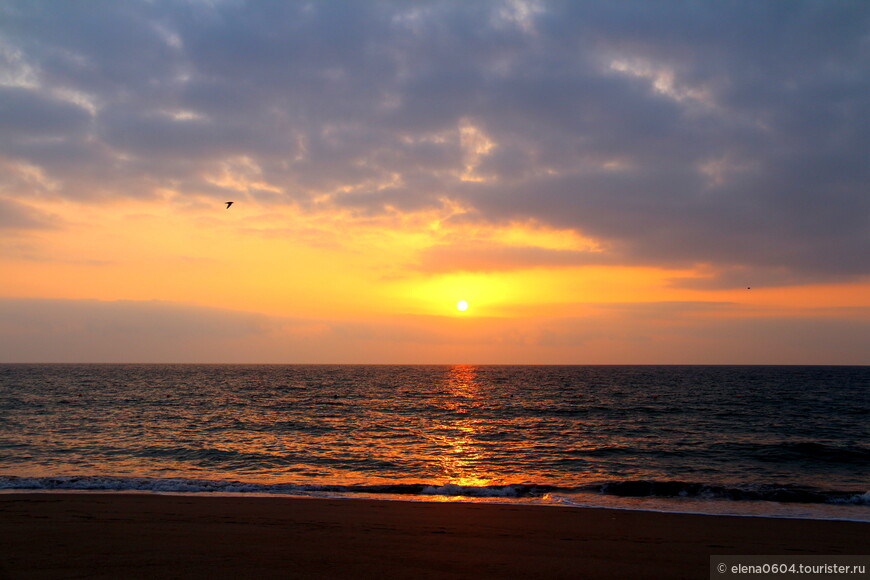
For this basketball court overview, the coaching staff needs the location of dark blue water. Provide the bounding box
[1,364,868,519]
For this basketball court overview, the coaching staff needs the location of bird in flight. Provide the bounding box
[225,201,233,209]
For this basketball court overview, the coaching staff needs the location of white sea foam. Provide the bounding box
[421,484,521,497]
[830,491,870,505]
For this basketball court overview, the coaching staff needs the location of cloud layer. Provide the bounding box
[2,298,868,364]
[2,1,869,284]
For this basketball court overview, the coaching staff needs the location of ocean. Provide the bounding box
[1,364,868,520]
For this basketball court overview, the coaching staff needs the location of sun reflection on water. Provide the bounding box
[426,365,496,499]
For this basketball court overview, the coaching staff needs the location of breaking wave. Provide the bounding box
[2,475,867,508]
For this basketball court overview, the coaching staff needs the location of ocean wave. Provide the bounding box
[585,480,870,505]
[0,476,562,499]
[419,483,558,498]
[712,441,870,464]
[0,475,304,495]
[1,475,867,507]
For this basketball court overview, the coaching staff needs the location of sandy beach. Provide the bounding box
[1,493,867,579]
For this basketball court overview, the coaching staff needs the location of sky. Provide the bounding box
[1,0,869,364]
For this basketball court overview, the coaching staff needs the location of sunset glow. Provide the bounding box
[1,2,868,364]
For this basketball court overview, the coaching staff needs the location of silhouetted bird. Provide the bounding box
[225,201,233,209]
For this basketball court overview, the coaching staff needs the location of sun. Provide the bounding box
[456,300,469,312]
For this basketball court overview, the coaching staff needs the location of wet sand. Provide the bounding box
[0,493,867,579]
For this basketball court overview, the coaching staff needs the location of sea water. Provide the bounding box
[1,364,868,520]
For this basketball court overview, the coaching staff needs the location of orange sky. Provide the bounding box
[1,2,869,363]
[3,194,869,364]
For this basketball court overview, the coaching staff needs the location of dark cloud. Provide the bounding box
[1,1,868,281]
[0,85,91,138]
[0,197,56,229]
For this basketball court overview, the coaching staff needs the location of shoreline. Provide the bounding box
[0,488,870,524]
[2,493,868,579]
[3,485,870,523]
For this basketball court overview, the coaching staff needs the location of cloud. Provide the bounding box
[0,298,271,362]
[1,298,868,364]
[0,85,91,138]
[1,1,868,281]
[0,298,474,363]
[0,197,56,229]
